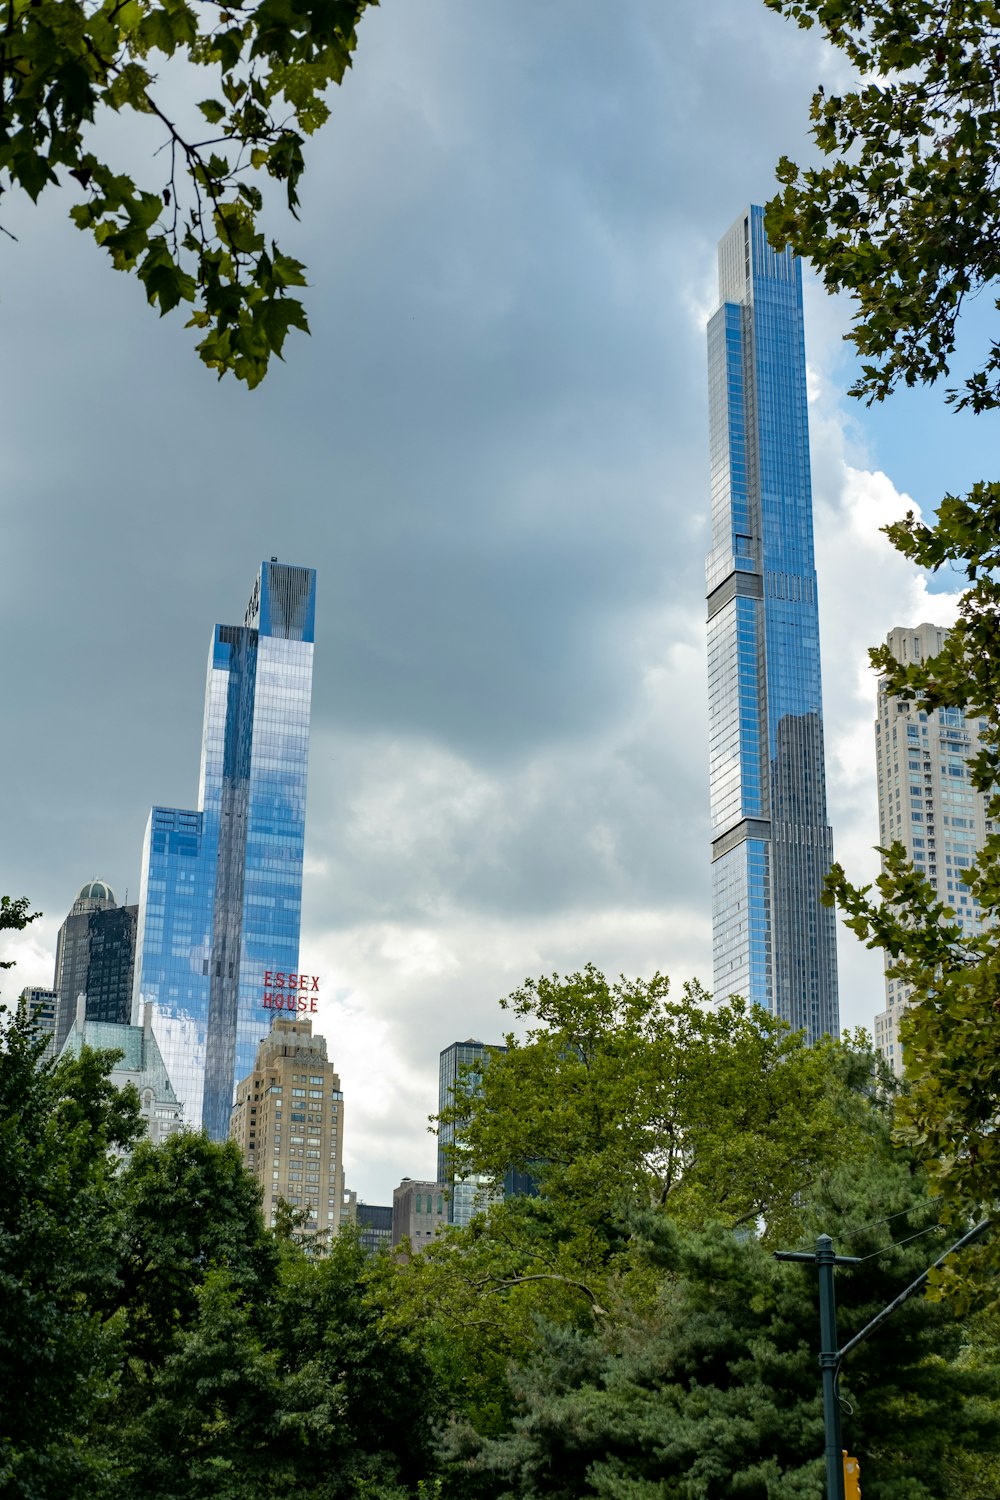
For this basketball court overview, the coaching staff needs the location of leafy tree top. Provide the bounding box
[438,965,879,1252]
[764,0,1000,412]
[1,0,373,386]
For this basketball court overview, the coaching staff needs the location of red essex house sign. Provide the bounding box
[262,971,320,1012]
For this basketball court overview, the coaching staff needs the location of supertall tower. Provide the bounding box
[133,561,316,1137]
[705,206,839,1043]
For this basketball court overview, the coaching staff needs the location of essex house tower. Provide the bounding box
[705,207,839,1043]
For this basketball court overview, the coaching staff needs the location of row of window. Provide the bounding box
[414,1195,445,1216]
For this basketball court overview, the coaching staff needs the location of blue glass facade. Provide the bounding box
[706,207,839,1043]
[133,562,316,1136]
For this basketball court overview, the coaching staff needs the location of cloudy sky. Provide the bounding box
[2,0,991,1203]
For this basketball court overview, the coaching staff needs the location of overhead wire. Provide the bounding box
[852,1222,946,1263]
[836,1197,937,1244]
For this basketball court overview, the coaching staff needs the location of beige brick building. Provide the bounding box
[873,624,992,1074]
[231,1017,355,1237]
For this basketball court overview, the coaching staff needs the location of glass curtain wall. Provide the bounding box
[133,561,316,1135]
[705,206,839,1043]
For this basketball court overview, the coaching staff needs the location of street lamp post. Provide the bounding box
[775,1219,991,1500]
[774,1235,860,1500]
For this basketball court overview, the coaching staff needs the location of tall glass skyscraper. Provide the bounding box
[706,206,839,1043]
[133,560,316,1137]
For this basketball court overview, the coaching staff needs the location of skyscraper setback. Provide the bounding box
[133,560,316,1137]
[705,206,839,1043]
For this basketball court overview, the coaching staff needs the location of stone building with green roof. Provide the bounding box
[58,999,184,1147]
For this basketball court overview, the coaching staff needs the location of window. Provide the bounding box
[309,1076,324,1085]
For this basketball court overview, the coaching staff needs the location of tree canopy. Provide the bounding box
[439,966,874,1249]
[425,976,1000,1499]
[763,0,1000,413]
[0,993,445,1500]
[0,0,372,386]
[2,956,998,1497]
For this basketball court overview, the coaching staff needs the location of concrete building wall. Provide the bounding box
[391,1178,447,1250]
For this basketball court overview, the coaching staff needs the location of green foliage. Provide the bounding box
[2,948,997,1498]
[114,1235,445,1499]
[440,966,871,1247]
[385,970,890,1446]
[0,993,447,1497]
[0,893,38,973]
[444,1147,1000,1500]
[0,1000,143,1496]
[0,0,374,385]
[762,0,1000,413]
[112,1131,279,1370]
[270,1233,445,1493]
[110,1271,286,1500]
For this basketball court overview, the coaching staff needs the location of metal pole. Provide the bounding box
[775,1219,990,1500]
[817,1234,845,1500]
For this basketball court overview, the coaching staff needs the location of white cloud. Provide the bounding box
[0,916,58,1004]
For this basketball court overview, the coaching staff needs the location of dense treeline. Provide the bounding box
[1,960,998,1500]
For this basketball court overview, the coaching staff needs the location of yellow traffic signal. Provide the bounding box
[843,1452,861,1500]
